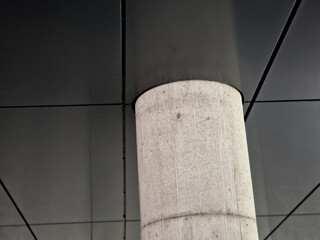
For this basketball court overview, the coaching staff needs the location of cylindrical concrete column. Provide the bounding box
[135,80,258,239]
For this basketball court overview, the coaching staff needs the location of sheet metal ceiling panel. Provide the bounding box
[233,0,294,100]
[0,226,34,240]
[0,108,92,224]
[256,217,271,240]
[0,0,319,239]
[0,106,123,224]
[90,106,123,221]
[126,107,140,220]
[0,0,298,104]
[33,224,91,240]
[126,0,294,102]
[259,0,320,100]
[0,0,120,106]
[0,186,25,225]
[126,222,141,240]
[269,215,320,240]
[92,222,123,239]
[246,102,320,215]
[126,0,240,102]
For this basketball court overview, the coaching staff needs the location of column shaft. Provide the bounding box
[135,80,258,239]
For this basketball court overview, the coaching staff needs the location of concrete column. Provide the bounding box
[135,80,258,239]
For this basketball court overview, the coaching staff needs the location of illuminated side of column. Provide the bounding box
[135,80,258,240]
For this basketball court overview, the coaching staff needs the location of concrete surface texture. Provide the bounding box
[135,80,258,239]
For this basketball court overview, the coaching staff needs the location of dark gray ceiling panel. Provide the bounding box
[92,222,123,239]
[269,215,320,240]
[0,108,91,223]
[259,1,320,100]
[246,102,320,215]
[91,107,123,221]
[0,0,120,106]
[256,215,320,240]
[232,0,294,100]
[126,107,140,220]
[0,185,25,225]
[127,221,141,240]
[33,223,90,240]
[245,103,271,216]
[127,0,240,102]
[256,217,272,240]
[0,226,34,240]
[126,0,295,102]
[246,114,270,216]
[0,106,122,224]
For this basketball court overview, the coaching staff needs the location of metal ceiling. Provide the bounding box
[1,0,319,239]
